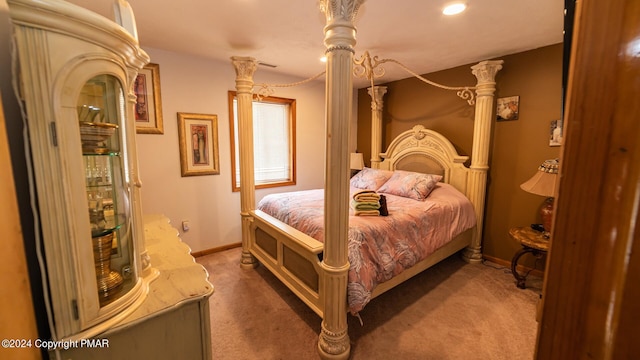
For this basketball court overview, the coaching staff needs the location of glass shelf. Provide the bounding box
[90,215,125,238]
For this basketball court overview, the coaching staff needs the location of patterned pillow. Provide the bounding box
[350,167,393,190]
[377,170,443,200]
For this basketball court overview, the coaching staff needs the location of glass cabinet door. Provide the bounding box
[78,74,135,307]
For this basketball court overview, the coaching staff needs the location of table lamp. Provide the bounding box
[350,152,364,177]
[520,159,559,235]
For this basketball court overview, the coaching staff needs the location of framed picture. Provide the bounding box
[550,119,563,146]
[134,63,164,134]
[496,96,520,121]
[177,112,220,176]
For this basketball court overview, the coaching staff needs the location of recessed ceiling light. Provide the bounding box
[443,2,467,16]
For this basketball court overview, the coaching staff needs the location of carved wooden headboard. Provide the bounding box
[377,125,470,195]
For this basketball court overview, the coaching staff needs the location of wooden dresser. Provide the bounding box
[54,215,213,360]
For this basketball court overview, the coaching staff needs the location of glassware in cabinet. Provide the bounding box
[79,75,135,307]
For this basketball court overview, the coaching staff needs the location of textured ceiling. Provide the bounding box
[66,0,564,88]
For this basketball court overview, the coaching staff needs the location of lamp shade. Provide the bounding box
[520,159,559,198]
[350,152,364,170]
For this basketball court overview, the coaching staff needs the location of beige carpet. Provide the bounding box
[197,247,541,360]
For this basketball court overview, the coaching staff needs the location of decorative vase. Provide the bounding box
[92,231,123,306]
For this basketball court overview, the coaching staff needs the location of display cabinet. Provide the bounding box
[8,0,158,341]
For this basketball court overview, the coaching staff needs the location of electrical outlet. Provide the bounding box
[182,220,190,232]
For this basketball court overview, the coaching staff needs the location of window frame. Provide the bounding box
[228,91,296,192]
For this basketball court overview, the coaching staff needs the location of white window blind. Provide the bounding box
[232,97,294,189]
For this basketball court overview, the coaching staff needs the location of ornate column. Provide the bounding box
[231,56,259,269]
[367,86,387,169]
[318,1,365,359]
[462,60,503,263]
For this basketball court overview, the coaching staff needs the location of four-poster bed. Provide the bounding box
[231,1,502,359]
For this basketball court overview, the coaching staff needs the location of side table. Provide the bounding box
[509,226,550,289]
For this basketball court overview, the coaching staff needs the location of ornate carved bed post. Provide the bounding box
[368,86,387,169]
[231,56,259,269]
[462,60,503,263]
[318,0,365,359]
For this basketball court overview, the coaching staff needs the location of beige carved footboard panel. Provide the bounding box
[250,208,473,320]
[249,209,325,317]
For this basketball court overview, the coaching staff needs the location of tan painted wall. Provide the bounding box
[357,44,563,264]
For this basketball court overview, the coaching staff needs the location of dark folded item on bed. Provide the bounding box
[379,194,388,216]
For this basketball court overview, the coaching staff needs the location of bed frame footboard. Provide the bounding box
[250,209,473,318]
[249,210,325,317]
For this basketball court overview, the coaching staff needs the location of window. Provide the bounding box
[229,91,296,192]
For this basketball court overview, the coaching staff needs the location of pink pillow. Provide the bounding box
[378,170,443,200]
[350,167,393,190]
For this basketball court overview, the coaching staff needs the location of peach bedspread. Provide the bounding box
[257,183,476,314]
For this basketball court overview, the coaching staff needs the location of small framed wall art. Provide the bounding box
[177,112,220,176]
[134,63,164,134]
[496,96,520,121]
[550,119,563,146]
